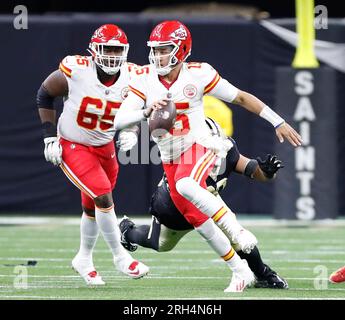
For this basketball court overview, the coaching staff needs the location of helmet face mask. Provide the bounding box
[148,43,179,76]
[147,21,192,76]
[89,42,128,75]
[89,24,129,76]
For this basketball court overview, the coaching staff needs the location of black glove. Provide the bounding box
[256,154,284,179]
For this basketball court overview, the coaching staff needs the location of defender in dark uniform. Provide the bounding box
[120,118,288,289]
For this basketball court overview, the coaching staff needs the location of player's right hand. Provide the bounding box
[144,99,167,118]
[44,137,62,166]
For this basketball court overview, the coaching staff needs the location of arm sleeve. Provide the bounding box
[37,85,55,109]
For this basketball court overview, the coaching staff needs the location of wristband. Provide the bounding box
[259,105,285,128]
[244,159,258,179]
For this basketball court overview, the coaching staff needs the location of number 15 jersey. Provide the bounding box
[126,62,239,162]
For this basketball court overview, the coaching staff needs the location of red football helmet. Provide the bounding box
[147,20,192,75]
[88,24,129,75]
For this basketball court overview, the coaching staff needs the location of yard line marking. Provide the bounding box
[211,258,345,263]
[263,239,345,244]
[1,295,344,300]
[0,295,71,299]
[1,274,345,285]
[172,297,345,300]
[1,257,345,265]
[1,249,345,258]
[1,285,343,291]
[1,216,345,227]
[261,251,345,255]
[292,288,345,291]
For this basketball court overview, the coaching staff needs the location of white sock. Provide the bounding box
[225,252,245,271]
[214,197,243,241]
[95,205,127,257]
[194,219,244,271]
[176,177,242,237]
[77,212,99,259]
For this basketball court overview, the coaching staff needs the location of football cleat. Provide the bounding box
[72,254,105,286]
[255,264,288,289]
[329,265,345,283]
[119,216,138,252]
[232,229,258,254]
[114,254,149,279]
[224,260,255,293]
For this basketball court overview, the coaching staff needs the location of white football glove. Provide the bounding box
[207,178,228,195]
[117,131,138,152]
[44,137,62,166]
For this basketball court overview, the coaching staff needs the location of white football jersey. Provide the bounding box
[58,55,137,146]
[127,62,239,162]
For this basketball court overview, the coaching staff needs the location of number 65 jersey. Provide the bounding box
[125,62,239,162]
[58,55,136,146]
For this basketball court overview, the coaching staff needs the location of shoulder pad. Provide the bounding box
[59,55,91,78]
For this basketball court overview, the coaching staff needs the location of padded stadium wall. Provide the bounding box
[0,14,344,217]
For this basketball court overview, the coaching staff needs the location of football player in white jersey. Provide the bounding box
[114,20,302,292]
[37,24,149,285]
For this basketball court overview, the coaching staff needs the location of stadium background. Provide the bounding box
[0,0,344,218]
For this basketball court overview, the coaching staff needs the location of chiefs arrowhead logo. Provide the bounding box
[170,27,187,40]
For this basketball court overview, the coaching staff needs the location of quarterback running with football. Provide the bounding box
[119,118,288,289]
[114,20,302,292]
[37,24,148,285]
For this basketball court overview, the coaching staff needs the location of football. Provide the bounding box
[149,94,176,138]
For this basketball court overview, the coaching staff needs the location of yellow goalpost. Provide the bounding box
[292,0,319,68]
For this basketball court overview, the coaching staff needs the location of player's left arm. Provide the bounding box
[203,63,302,147]
[232,90,302,147]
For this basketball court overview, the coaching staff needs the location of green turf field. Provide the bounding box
[0,216,344,300]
